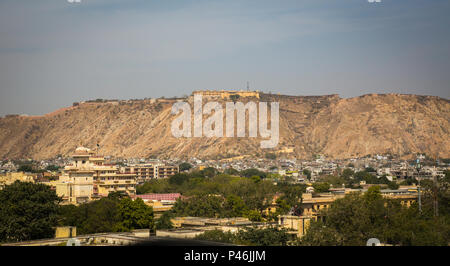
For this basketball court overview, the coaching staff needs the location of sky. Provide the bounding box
[0,0,449,116]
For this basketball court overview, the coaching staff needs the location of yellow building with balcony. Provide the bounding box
[123,164,178,183]
[55,146,137,204]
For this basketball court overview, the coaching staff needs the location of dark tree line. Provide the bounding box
[58,195,154,235]
[0,181,61,243]
[194,226,292,246]
[0,181,154,243]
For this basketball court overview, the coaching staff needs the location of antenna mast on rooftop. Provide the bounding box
[247,81,250,91]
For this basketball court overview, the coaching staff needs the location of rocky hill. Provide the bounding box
[0,93,448,160]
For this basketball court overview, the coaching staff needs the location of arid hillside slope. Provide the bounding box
[0,93,448,160]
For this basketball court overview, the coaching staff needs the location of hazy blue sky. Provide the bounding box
[0,0,449,116]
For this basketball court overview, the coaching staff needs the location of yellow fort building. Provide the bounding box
[192,90,260,99]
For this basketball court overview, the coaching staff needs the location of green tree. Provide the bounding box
[312,182,330,193]
[116,197,154,231]
[59,198,121,235]
[246,210,263,222]
[444,170,450,183]
[388,181,399,190]
[195,229,235,244]
[179,162,193,172]
[223,194,248,217]
[168,173,191,186]
[224,168,239,176]
[296,220,343,246]
[241,180,276,214]
[354,171,380,184]
[365,167,376,173]
[341,168,354,179]
[172,194,224,218]
[277,184,304,208]
[302,169,311,180]
[136,179,172,194]
[155,211,174,230]
[18,164,33,173]
[46,165,60,171]
[275,198,291,216]
[250,175,261,183]
[321,175,346,188]
[235,226,291,246]
[194,227,292,246]
[241,168,266,179]
[202,167,218,178]
[108,191,129,200]
[0,181,61,243]
[400,177,418,186]
[266,173,282,180]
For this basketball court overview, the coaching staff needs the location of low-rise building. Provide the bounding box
[0,172,35,189]
[132,193,181,214]
[278,215,315,238]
